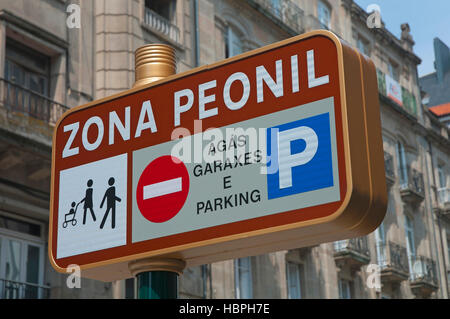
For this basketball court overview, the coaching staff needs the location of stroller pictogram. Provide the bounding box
[63,201,80,228]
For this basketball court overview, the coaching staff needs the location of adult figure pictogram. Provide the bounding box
[100,177,121,229]
[80,179,96,225]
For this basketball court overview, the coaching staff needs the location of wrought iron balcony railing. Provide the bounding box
[377,241,409,281]
[0,78,68,125]
[0,279,50,299]
[400,167,425,204]
[333,237,371,269]
[334,237,370,259]
[249,0,304,35]
[409,255,438,287]
[144,7,181,45]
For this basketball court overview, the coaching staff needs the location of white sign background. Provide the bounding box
[132,97,340,243]
[57,153,127,259]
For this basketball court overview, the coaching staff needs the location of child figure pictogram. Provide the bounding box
[63,201,78,228]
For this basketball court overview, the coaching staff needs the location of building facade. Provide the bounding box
[0,0,449,299]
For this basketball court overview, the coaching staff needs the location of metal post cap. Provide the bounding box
[134,44,176,87]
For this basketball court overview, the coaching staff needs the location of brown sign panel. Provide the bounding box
[49,31,387,281]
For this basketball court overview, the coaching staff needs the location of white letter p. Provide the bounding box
[278,126,318,189]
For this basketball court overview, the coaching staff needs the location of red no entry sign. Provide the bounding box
[136,156,190,223]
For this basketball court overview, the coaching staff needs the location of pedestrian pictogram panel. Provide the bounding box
[57,154,127,259]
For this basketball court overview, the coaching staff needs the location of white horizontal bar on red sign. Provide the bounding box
[143,177,182,200]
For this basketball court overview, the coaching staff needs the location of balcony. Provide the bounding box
[434,187,450,216]
[247,0,304,35]
[0,78,68,145]
[399,167,425,206]
[0,279,50,299]
[333,237,371,271]
[384,152,395,189]
[376,69,418,118]
[409,256,439,297]
[0,78,67,125]
[143,7,181,45]
[377,241,409,283]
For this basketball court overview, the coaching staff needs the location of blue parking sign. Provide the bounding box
[266,112,334,200]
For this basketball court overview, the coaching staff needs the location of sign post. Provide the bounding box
[49,30,387,288]
[130,44,182,299]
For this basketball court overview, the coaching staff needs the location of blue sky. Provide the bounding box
[354,0,450,77]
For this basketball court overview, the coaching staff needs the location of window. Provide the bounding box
[318,1,331,30]
[4,39,51,120]
[438,165,447,204]
[357,37,370,56]
[145,0,175,22]
[225,25,243,58]
[0,216,41,237]
[0,235,45,299]
[144,0,179,44]
[235,257,252,299]
[286,262,303,299]
[338,279,352,299]
[396,141,408,187]
[387,60,399,81]
[375,222,387,267]
[438,165,446,188]
[0,214,46,299]
[5,39,49,96]
[404,215,416,275]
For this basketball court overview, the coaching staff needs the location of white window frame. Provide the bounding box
[234,257,253,299]
[404,214,416,276]
[437,165,448,205]
[318,1,331,30]
[396,141,408,187]
[286,262,302,299]
[388,60,399,81]
[357,36,370,56]
[226,25,244,58]
[0,213,46,299]
[375,222,387,267]
[338,279,352,299]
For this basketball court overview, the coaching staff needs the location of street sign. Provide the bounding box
[49,30,387,281]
